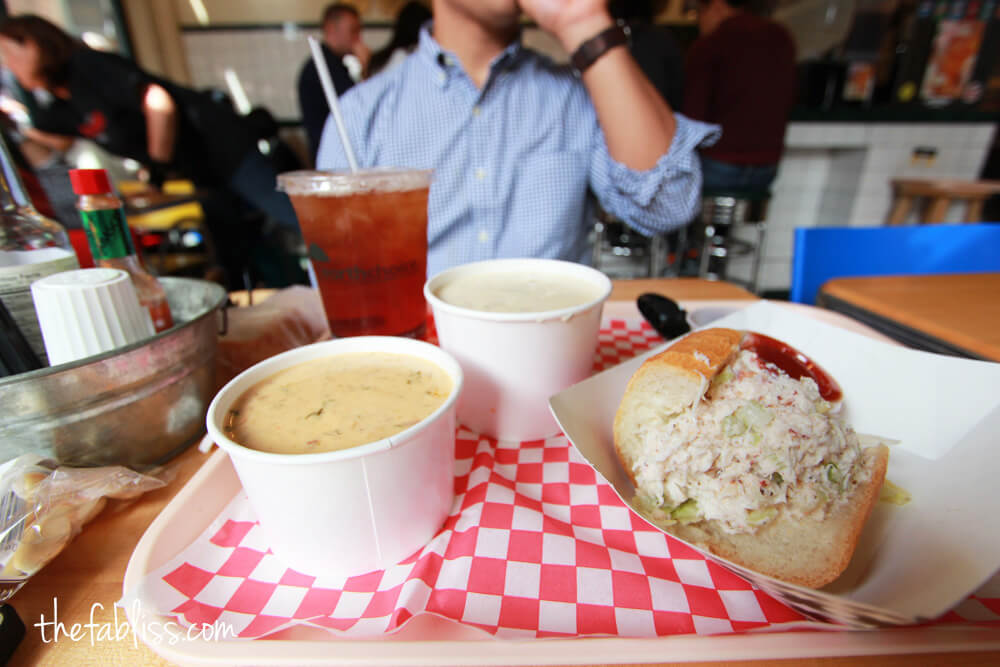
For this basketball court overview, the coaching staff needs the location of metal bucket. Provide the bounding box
[0,277,227,468]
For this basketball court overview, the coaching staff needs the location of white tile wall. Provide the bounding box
[182,26,393,121]
[180,25,560,122]
[748,121,998,293]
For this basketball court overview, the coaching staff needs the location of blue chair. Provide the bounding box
[790,224,1000,305]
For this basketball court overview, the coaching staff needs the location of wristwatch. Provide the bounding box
[569,20,631,77]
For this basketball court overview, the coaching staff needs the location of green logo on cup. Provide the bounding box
[308,243,330,263]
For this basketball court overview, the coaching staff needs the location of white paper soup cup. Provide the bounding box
[206,336,463,578]
[425,258,611,441]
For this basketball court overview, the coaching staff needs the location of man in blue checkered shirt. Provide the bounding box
[317,0,719,278]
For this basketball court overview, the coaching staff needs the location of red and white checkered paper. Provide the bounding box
[133,317,1000,639]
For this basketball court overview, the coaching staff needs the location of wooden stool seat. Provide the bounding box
[888,178,1000,225]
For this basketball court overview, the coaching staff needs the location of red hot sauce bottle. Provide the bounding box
[69,169,173,332]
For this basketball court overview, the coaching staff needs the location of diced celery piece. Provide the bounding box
[747,507,777,525]
[713,367,735,387]
[722,413,746,437]
[826,462,843,485]
[634,491,657,513]
[735,401,772,430]
[671,499,699,522]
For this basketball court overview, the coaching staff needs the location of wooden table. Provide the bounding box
[605,277,754,302]
[7,279,999,666]
[818,273,1000,362]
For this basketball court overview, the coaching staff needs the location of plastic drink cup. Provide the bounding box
[277,169,431,338]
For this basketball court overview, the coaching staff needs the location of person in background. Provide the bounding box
[683,0,796,191]
[609,0,684,109]
[297,3,370,163]
[0,112,59,220]
[368,2,432,77]
[318,0,719,278]
[0,14,306,288]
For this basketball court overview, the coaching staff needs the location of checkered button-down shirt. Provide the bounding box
[317,26,720,278]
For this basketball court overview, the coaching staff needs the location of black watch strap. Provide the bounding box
[570,21,630,76]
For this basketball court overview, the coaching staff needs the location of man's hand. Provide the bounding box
[521,0,676,171]
[352,37,371,76]
[518,0,613,53]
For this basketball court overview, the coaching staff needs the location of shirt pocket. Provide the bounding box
[508,151,590,255]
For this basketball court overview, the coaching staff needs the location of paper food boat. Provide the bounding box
[550,301,1000,626]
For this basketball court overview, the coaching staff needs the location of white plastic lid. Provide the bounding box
[33,267,124,289]
[30,268,155,366]
[277,168,432,196]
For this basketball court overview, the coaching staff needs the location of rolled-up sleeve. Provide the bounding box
[590,113,720,237]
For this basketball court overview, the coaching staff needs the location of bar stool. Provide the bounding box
[887,178,1000,224]
[681,188,770,293]
[591,208,669,279]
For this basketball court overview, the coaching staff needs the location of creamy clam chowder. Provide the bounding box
[434,270,603,313]
[224,352,452,454]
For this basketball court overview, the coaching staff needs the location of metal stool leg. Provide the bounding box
[649,234,669,277]
[676,225,688,275]
[697,192,769,290]
[668,225,689,276]
[698,223,715,279]
[591,219,606,269]
[748,222,766,294]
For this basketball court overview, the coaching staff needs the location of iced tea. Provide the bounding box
[278,169,431,338]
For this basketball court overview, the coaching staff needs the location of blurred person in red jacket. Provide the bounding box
[683,0,796,192]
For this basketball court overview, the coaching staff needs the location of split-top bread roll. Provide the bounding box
[613,328,888,588]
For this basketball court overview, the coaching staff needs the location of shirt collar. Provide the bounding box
[416,23,524,86]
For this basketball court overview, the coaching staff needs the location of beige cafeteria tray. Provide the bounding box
[123,300,1000,666]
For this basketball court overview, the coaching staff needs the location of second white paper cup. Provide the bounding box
[30,268,155,366]
[425,258,611,442]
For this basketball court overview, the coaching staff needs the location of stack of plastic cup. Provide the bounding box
[30,268,156,366]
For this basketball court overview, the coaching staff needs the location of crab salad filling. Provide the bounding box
[633,349,869,534]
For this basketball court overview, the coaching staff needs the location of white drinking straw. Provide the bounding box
[308,36,359,173]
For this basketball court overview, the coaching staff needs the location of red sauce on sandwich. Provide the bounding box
[740,333,842,402]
